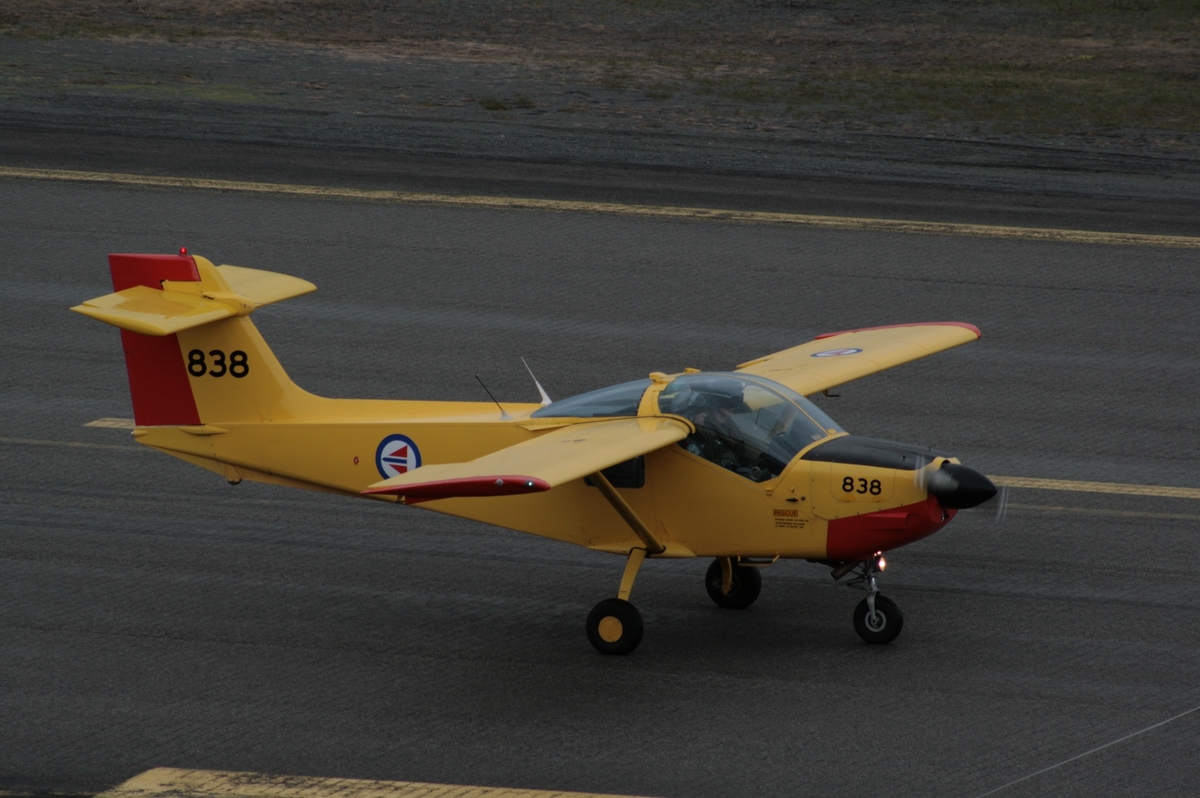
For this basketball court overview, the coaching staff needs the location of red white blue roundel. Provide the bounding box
[376,434,422,478]
[812,347,863,358]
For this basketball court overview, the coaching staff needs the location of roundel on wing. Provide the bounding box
[375,434,422,478]
[812,347,864,358]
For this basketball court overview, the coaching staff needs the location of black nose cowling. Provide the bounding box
[927,464,997,509]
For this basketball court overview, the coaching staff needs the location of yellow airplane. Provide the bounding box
[74,252,997,654]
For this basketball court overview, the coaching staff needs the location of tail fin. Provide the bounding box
[72,253,319,426]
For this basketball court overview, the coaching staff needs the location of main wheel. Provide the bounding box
[705,559,762,609]
[853,594,903,644]
[586,598,644,655]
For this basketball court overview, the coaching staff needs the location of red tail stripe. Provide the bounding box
[108,253,202,427]
[109,253,199,292]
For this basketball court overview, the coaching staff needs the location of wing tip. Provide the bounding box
[814,321,981,340]
[361,475,552,500]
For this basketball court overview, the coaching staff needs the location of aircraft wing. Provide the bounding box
[737,322,981,396]
[362,417,689,501]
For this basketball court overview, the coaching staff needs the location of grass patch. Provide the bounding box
[600,70,633,91]
[642,82,675,99]
[778,65,1200,133]
[1,0,1196,142]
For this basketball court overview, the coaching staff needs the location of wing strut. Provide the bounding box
[589,470,665,555]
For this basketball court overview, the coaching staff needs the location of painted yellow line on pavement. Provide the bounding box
[3,165,1197,248]
[100,768,655,798]
[1006,503,1200,522]
[990,475,1200,500]
[84,416,137,429]
[0,436,143,452]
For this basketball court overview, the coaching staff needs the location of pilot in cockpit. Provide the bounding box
[671,380,750,473]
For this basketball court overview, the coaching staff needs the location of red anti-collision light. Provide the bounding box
[179,247,188,256]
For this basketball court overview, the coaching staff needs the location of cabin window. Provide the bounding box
[531,379,651,418]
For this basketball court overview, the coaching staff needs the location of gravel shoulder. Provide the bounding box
[2,9,1199,217]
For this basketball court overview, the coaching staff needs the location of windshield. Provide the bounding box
[657,372,842,481]
[531,379,651,418]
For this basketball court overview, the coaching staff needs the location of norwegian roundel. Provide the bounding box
[811,347,864,358]
[375,434,422,478]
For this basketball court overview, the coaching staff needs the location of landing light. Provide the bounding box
[878,556,887,571]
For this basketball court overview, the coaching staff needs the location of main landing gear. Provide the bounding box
[585,552,767,655]
[835,554,903,645]
[704,557,762,609]
[586,548,647,655]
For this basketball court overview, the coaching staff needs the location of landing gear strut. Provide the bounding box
[585,469,665,655]
[842,554,903,645]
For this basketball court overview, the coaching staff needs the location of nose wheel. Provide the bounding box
[839,554,904,645]
[854,594,903,644]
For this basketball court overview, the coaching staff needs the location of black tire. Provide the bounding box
[853,594,904,644]
[586,598,644,655]
[705,558,762,609]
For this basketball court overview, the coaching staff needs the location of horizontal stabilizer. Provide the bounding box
[737,322,980,396]
[215,264,316,306]
[72,285,238,336]
[71,256,316,336]
[363,417,689,501]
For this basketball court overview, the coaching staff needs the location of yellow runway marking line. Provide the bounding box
[100,768,657,798]
[989,475,1200,500]
[85,417,137,429]
[0,435,143,452]
[3,165,1198,248]
[1006,503,1200,522]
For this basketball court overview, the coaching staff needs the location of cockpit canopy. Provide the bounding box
[530,379,652,418]
[657,373,843,480]
[531,372,843,482]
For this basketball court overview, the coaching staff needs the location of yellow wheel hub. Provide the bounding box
[598,615,624,643]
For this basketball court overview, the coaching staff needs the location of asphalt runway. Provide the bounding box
[2,173,1199,798]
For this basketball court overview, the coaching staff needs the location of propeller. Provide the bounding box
[993,485,1010,524]
[916,459,998,510]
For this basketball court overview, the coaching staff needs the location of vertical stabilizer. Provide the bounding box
[78,253,320,426]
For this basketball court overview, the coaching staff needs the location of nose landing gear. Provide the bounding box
[854,593,903,644]
[838,554,904,645]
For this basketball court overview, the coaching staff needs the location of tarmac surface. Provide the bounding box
[1,147,1199,798]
